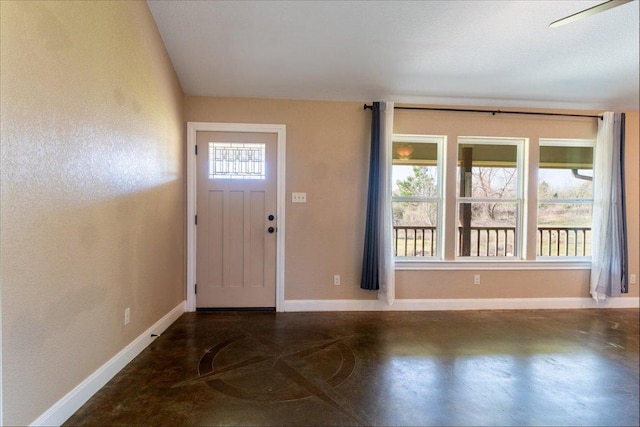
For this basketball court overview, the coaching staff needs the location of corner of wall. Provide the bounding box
[30,302,185,427]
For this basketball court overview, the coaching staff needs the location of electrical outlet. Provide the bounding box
[630,274,637,285]
[334,275,341,286]
[124,307,130,326]
[473,275,481,285]
[292,192,307,203]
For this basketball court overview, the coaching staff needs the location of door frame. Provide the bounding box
[186,122,286,312]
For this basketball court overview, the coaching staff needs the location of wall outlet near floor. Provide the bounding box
[334,275,341,286]
[473,275,481,285]
[630,274,637,285]
[124,307,131,326]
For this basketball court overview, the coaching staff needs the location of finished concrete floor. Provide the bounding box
[65,309,639,426]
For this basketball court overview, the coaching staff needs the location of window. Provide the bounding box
[538,139,594,257]
[391,135,444,257]
[390,133,593,265]
[456,138,524,258]
[209,142,265,180]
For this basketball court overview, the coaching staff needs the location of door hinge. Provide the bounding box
[195,145,198,155]
[195,284,197,294]
[195,215,198,225]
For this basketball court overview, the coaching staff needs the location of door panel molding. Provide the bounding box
[187,122,286,312]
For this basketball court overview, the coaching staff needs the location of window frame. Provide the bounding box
[391,134,446,260]
[537,138,595,260]
[390,134,592,271]
[455,137,527,260]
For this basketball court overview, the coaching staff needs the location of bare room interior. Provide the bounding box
[1,1,639,426]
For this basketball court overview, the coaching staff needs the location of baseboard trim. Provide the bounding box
[30,301,186,427]
[284,297,639,312]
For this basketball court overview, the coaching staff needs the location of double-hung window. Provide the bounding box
[389,108,597,267]
[391,135,444,258]
[537,139,594,258]
[390,133,595,263]
[456,138,525,258]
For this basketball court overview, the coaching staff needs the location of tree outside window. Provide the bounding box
[456,139,523,258]
[391,136,443,257]
[538,140,594,257]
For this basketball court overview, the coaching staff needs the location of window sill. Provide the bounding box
[395,258,591,271]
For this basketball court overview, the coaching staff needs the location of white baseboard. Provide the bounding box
[30,301,186,427]
[284,297,639,312]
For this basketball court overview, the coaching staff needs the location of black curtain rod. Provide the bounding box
[362,104,602,120]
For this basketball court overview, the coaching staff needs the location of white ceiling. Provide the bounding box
[148,0,640,110]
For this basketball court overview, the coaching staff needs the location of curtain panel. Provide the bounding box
[590,112,628,301]
[361,102,395,304]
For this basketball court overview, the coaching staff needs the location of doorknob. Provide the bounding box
[268,227,276,233]
[268,214,275,221]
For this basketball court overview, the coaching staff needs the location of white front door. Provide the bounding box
[196,131,277,308]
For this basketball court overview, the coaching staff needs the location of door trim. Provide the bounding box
[186,122,286,312]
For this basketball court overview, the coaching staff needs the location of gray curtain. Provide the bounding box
[361,102,381,290]
[618,113,628,294]
[590,112,628,300]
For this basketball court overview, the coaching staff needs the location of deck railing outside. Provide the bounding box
[393,226,591,257]
[393,226,437,257]
[537,227,591,257]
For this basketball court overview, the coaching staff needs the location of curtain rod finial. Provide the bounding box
[363,104,373,110]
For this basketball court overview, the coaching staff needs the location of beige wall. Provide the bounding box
[187,98,639,302]
[0,1,185,425]
[186,97,377,301]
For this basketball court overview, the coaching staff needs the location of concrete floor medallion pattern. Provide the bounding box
[64,310,640,427]
[173,330,362,422]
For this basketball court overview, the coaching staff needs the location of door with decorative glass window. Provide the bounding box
[196,131,277,308]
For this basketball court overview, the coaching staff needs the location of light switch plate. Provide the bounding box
[292,192,307,203]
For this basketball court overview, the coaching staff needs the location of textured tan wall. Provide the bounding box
[0,1,185,425]
[186,97,377,301]
[187,98,639,301]
[395,269,592,299]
